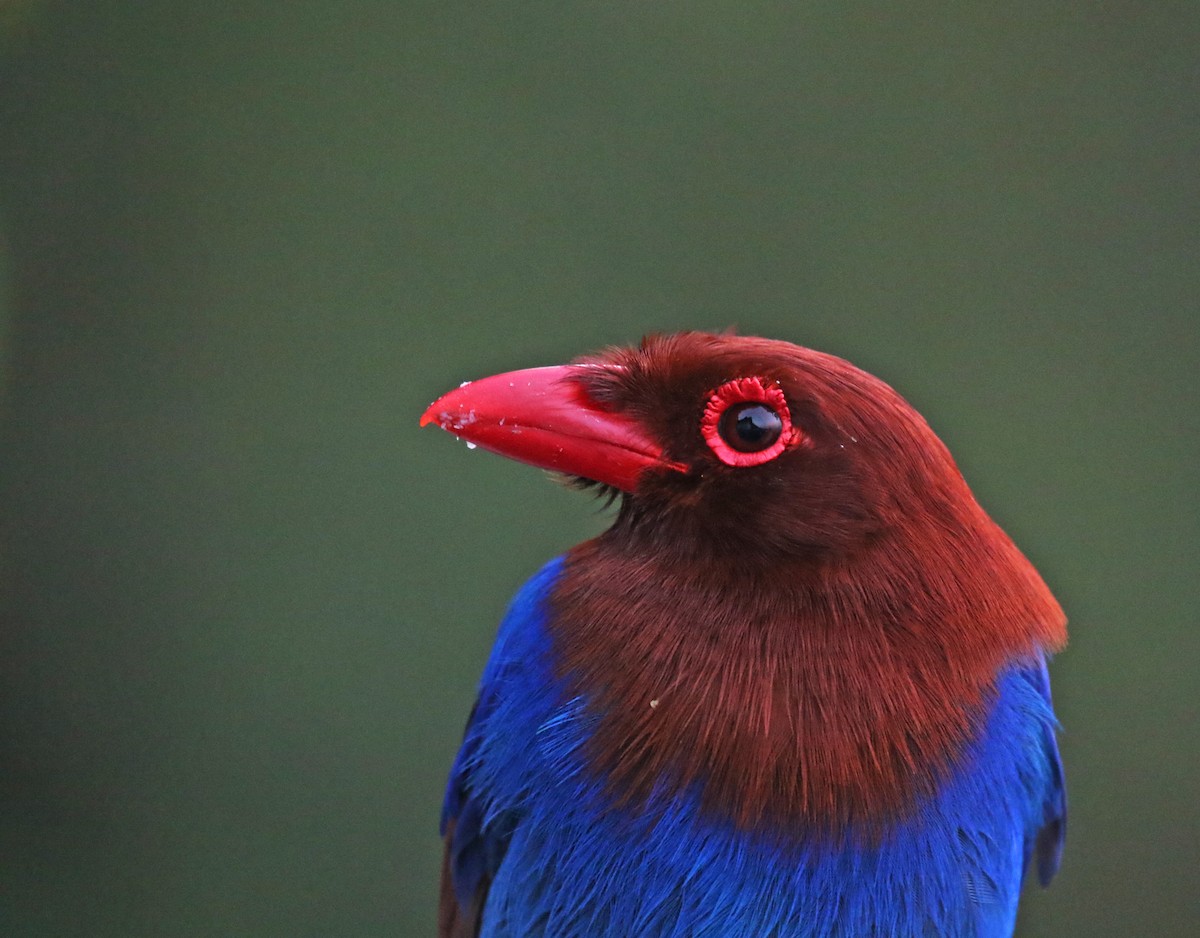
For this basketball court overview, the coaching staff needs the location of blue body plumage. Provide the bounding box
[442,559,1064,938]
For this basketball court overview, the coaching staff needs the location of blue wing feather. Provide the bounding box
[1023,656,1067,886]
[439,559,565,935]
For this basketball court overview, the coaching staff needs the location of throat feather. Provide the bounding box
[547,530,1063,835]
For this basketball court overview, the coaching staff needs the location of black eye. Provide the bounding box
[718,403,783,453]
[702,378,800,466]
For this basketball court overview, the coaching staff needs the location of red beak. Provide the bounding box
[420,365,687,492]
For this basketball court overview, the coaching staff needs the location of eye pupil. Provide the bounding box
[720,403,783,453]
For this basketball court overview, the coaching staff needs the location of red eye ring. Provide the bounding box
[701,377,802,467]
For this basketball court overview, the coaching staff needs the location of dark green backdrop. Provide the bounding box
[1,3,1196,936]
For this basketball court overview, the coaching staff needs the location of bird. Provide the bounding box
[420,331,1066,938]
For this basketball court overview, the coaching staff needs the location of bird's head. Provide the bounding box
[423,331,1066,831]
[422,331,973,567]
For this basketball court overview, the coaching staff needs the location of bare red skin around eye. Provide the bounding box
[700,376,803,467]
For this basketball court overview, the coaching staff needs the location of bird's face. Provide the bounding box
[422,332,963,564]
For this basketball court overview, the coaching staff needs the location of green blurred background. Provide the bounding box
[1,3,1196,935]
